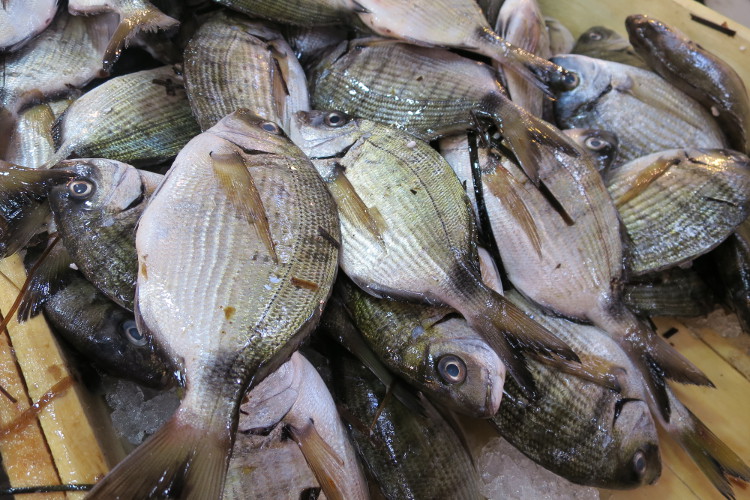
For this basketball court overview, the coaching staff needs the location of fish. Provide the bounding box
[492,291,661,489]
[552,54,727,166]
[46,65,200,167]
[332,352,482,500]
[606,149,750,274]
[622,268,717,318]
[48,159,161,311]
[626,14,750,155]
[331,276,505,418]
[214,0,573,92]
[562,128,619,176]
[87,110,340,499]
[474,101,711,420]
[183,11,309,132]
[708,220,750,335]
[545,17,574,55]
[5,101,70,168]
[68,0,179,71]
[0,10,116,156]
[572,26,649,70]
[38,254,174,388]
[0,0,58,52]
[0,161,73,258]
[283,25,351,70]
[228,352,368,500]
[495,0,551,117]
[294,110,579,398]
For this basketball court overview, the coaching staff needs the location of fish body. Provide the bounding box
[623,268,716,318]
[573,26,649,70]
[212,0,350,26]
[0,0,58,51]
[545,17,574,55]
[333,353,482,500]
[183,12,309,132]
[295,110,577,397]
[5,102,65,168]
[68,0,179,70]
[607,149,750,274]
[711,220,750,335]
[334,277,505,418]
[626,14,750,155]
[48,159,156,311]
[88,111,340,499]
[552,54,726,166]
[48,65,200,167]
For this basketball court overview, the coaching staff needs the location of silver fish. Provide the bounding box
[0,0,58,52]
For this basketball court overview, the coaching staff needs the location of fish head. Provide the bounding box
[562,128,619,175]
[291,110,362,159]
[607,397,661,486]
[422,317,505,417]
[625,14,685,56]
[551,55,612,119]
[574,26,630,54]
[49,158,144,219]
[207,110,301,157]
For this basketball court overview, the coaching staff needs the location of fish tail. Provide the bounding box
[453,281,579,399]
[662,388,750,499]
[102,4,179,71]
[87,406,232,499]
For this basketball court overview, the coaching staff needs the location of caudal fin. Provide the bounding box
[102,4,179,71]
[662,388,750,499]
[453,281,578,399]
[87,411,232,499]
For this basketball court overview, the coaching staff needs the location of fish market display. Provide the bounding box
[87,111,340,498]
[0,2,748,500]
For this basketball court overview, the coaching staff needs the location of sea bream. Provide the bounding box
[87,110,340,499]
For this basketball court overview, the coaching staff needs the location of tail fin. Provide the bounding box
[662,388,750,499]
[450,280,579,399]
[87,410,232,499]
[287,420,347,500]
[102,4,179,71]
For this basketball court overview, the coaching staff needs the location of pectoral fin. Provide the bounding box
[614,156,679,207]
[287,420,346,500]
[211,151,278,263]
[328,164,386,247]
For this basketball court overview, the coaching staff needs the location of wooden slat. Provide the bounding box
[0,255,112,499]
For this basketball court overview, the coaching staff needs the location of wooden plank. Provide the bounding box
[682,313,750,380]
[538,0,750,87]
[0,255,112,499]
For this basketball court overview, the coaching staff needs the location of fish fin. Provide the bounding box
[211,150,279,264]
[287,420,347,500]
[614,156,679,206]
[87,412,231,499]
[455,281,579,399]
[663,389,750,499]
[483,92,580,187]
[650,330,714,387]
[530,352,623,392]
[482,164,542,258]
[270,45,291,125]
[17,241,74,322]
[327,163,386,248]
[0,163,73,257]
[102,4,179,71]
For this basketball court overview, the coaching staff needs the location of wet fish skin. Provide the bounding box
[6,103,61,168]
[333,353,482,500]
[283,25,351,71]
[552,54,727,166]
[606,149,750,274]
[0,0,58,51]
[493,291,661,489]
[562,128,619,176]
[212,0,350,26]
[626,14,750,155]
[42,268,174,388]
[572,26,649,70]
[295,110,578,398]
[88,110,340,499]
[48,65,201,167]
[229,352,368,500]
[710,220,750,335]
[183,11,309,133]
[48,159,150,311]
[623,268,716,318]
[545,17,574,55]
[334,277,505,418]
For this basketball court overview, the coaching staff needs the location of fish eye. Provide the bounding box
[632,450,647,479]
[260,121,281,134]
[121,319,147,347]
[584,136,609,151]
[324,111,349,128]
[437,355,467,384]
[587,30,604,41]
[67,178,95,200]
[561,71,580,90]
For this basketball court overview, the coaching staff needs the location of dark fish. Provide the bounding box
[573,26,649,69]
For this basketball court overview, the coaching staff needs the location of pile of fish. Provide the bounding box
[1,0,750,498]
